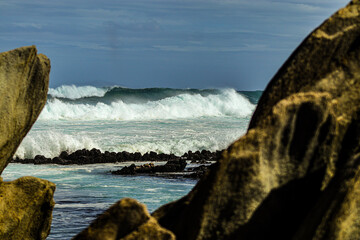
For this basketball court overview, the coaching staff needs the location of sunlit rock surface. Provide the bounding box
[0,46,54,240]
[0,46,50,174]
[73,198,175,240]
[0,177,55,240]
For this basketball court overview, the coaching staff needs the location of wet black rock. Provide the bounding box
[33,155,51,165]
[111,160,215,179]
[12,148,222,165]
[111,159,187,175]
[184,165,211,179]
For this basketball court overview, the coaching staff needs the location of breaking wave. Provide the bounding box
[41,88,255,121]
[48,85,110,99]
[15,131,101,159]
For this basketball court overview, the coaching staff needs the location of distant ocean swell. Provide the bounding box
[42,85,256,121]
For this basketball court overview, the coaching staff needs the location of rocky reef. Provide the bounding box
[0,46,54,239]
[72,1,360,239]
[12,149,221,165]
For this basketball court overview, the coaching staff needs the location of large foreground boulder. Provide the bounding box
[0,46,50,174]
[73,1,360,239]
[0,46,54,240]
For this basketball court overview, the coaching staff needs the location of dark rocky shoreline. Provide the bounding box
[11,148,222,179]
[11,148,223,165]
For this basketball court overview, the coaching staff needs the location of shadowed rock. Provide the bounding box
[73,1,360,239]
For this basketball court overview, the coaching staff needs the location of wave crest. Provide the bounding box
[48,85,109,99]
[40,89,255,121]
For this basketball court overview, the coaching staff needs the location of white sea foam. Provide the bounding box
[40,89,255,121]
[48,85,108,99]
[114,132,245,156]
[15,131,101,159]
[15,125,245,158]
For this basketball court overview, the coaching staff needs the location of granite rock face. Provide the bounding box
[73,198,175,240]
[0,46,54,240]
[0,46,50,174]
[73,1,360,239]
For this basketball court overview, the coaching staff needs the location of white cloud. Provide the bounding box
[152,44,289,52]
[12,22,45,29]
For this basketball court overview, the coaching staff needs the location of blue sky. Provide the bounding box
[0,0,348,90]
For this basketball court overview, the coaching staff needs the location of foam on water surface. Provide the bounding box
[2,163,197,239]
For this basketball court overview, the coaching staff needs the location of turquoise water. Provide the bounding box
[3,86,260,239]
[3,163,197,239]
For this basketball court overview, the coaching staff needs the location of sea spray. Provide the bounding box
[15,130,100,159]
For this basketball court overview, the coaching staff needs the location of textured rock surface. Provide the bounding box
[0,46,50,174]
[0,176,55,240]
[72,1,360,239]
[151,1,360,240]
[0,46,54,240]
[73,198,175,240]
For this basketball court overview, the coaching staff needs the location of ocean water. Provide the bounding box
[2,85,261,239]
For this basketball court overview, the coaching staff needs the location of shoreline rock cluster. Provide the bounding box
[11,148,223,165]
[12,149,219,179]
